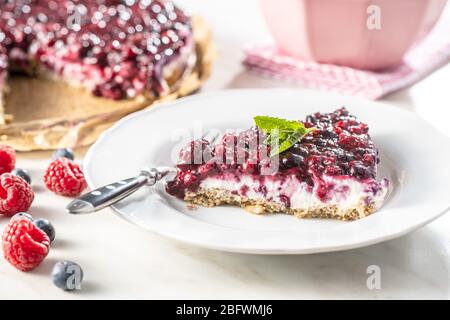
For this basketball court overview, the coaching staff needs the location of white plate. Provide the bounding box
[84,89,450,254]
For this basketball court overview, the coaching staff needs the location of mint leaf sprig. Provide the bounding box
[254,116,315,156]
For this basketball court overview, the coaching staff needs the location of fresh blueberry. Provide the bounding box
[52,148,74,161]
[11,168,31,184]
[33,218,55,242]
[51,261,84,291]
[12,212,33,221]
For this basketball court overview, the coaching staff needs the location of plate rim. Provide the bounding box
[84,88,450,254]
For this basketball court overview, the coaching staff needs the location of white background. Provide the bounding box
[0,0,449,299]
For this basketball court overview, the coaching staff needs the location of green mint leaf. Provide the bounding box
[253,115,315,157]
[270,127,314,156]
[264,130,289,146]
[254,116,303,134]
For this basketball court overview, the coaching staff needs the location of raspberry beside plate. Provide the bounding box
[0,173,34,216]
[2,217,50,271]
[44,158,87,197]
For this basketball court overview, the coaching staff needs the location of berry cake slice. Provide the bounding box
[0,0,194,102]
[166,108,389,220]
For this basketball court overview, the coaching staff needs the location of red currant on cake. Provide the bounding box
[44,158,87,197]
[2,216,50,271]
[166,108,389,220]
[0,173,34,216]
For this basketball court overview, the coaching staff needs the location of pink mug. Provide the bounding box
[260,0,447,70]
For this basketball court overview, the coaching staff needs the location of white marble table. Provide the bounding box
[0,0,449,299]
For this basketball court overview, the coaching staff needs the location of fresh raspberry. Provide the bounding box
[44,158,87,196]
[2,217,50,271]
[0,173,34,216]
[0,144,16,175]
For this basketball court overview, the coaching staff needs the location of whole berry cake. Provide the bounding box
[166,108,389,220]
[0,0,195,118]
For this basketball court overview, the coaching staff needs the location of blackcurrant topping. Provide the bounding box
[166,108,380,201]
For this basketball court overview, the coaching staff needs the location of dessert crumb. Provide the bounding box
[187,204,198,211]
[245,205,265,215]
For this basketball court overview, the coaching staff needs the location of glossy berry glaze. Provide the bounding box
[0,0,192,100]
[166,108,387,207]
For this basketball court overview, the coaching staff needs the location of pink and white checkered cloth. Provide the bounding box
[243,12,450,100]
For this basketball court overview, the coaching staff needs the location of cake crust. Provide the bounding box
[185,188,376,221]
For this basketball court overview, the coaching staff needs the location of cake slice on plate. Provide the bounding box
[166,107,389,220]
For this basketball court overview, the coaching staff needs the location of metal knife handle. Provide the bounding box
[66,168,172,214]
